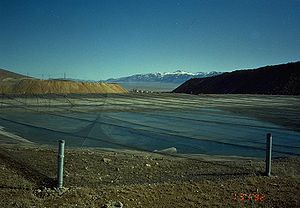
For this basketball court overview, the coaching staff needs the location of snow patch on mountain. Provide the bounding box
[106,70,222,84]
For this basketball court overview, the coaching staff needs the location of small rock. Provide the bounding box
[57,187,69,195]
[102,201,123,208]
[155,147,177,154]
[146,164,151,167]
[102,158,112,163]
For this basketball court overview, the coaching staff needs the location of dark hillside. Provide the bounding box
[173,62,300,95]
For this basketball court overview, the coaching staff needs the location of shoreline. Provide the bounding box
[0,141,262,162]
[0,126,33,144]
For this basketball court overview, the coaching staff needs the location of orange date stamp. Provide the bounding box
[233,193,266,202]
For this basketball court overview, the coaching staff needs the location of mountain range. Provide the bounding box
[105,70,222,84]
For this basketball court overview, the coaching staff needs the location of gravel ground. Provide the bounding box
[0,144,299,208]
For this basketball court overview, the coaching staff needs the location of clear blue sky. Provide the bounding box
[0,0,299,80]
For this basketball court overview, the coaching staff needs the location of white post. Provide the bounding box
[266,133,272,177]
[57,140,65,188]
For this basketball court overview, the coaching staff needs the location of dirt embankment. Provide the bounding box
[0,145,299,208]
[0,79,128,94]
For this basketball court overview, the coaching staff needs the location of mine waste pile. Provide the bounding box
[0,69,127,94]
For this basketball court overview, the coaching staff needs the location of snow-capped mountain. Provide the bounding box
[106,70,222,84]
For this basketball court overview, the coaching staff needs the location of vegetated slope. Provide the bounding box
[173,62,300,95]
[0,69,127,94]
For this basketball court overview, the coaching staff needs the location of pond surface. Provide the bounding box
[0,107,299,158]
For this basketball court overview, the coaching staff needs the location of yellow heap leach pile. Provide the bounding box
[0,78,128,94]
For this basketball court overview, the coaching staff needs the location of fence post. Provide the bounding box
[265,133,272,177]
[57,140,65,188]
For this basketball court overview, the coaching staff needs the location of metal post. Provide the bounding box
[57,140,65,188]
[265,133,272,177]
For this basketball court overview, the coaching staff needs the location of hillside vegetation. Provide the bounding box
[173,62,300,95]
[0,69,127,94]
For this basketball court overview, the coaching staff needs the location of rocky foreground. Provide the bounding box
[0,144,299,208]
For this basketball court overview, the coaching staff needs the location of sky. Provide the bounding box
[0,0,299,80]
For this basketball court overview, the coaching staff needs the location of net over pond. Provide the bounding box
[0,94,299,158]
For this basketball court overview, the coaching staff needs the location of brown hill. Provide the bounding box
[173,62,300,95]
[0,68,29,81]
[0,69,127,94]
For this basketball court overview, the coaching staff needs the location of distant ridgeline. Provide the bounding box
[106,70,222,84]
[173,62,300,95]
[0,68,128,94]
